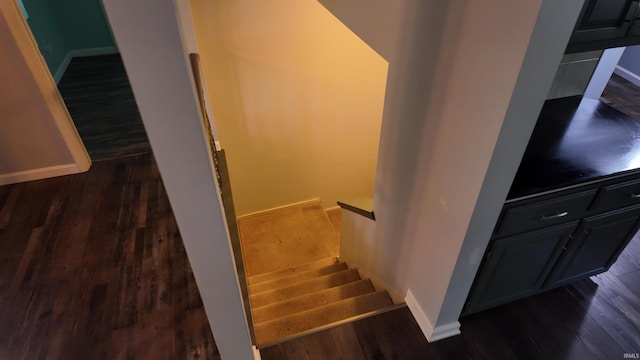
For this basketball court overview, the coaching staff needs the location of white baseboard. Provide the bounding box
[0,163,87,186]
[237,198,321,220]
[53,46,120,84]
[405,289,461,343]
[614,65,640,88]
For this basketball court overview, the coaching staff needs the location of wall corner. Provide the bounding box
[405,289,461,343]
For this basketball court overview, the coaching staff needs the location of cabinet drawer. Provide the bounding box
[591,178,640,212]
[496,190,596,236]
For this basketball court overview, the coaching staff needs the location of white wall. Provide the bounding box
[615,45,640,87]
[189,0,388,216]
[101,0,254,359]
[618,44,640,75]
[325,0,584,341]
[0,0,90,185]
[437,0,584,329]
[584,47,625,99]
[173,0,198,54]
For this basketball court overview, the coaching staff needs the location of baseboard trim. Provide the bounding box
[0,163,87,186]
[405,289,461,343]
[237,198,321,220]
[53,52,73,84]
[68,46,119,58]
[53,47,120,84]
[325,205,341,212]
[252,345,261,360]
[614,65,640,88]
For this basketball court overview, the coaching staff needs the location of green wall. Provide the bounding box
[22,0,116,80]
[52,0,115,50]
[23,0,70,75]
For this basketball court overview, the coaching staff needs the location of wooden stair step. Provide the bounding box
[247,257,338,286]
[249,269,360,308]
[252,279,376,324]
[249,263,348,294]
[254,290,393,346]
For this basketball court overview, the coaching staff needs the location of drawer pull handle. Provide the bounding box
[540,211,568,220]
[630,193,640,198]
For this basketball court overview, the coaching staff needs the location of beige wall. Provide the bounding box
[190,0,388,216]
[0,1,89,185]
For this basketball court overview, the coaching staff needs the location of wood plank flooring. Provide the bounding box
[0,154,218,359]
[261,232,640,359]
[601,73,640,119]
[57,54,151,161]
[3,70,639,359]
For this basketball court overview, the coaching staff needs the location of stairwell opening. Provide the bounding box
[188,0,390,346]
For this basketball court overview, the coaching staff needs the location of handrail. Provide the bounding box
[337,197,375,220]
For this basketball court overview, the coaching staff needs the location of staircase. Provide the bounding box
[248,256,395,347]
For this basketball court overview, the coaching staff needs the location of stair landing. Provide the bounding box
[237,200,340,277]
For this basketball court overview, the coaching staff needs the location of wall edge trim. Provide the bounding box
[253,346,261,360]
[405,289,461,343]
[0,163,86,186]
[53,47,119,84]
[53,52,73,84]
[68,46,119,58]
[236,198,321,220]
[614,65,640,88]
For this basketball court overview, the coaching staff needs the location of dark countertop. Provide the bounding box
[508,95,640,200]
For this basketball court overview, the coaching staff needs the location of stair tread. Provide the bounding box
[252,279,376,324]
[250,268,360,308]
[247,257,338,285]
[254,290,393,345]
[249,263,348,294]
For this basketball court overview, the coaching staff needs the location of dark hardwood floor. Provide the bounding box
[601,73,640,119]
[0,154,218,359]
[58,54,152,161]
[261,233,640,359]
[2,70,638,359]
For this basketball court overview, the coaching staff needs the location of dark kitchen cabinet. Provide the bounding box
[464,189,640,315]
[463,97,640,316]
[464,222,577,315]
[545,205,640,288]
[566,0,640,53]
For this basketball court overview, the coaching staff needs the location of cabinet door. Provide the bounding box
[545,206,640,288]
[567,0,639,52]
[464,222,577,315]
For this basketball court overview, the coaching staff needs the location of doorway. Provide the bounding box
[187,0,392,346]
[20,0,151,160]
[586,45,640,119]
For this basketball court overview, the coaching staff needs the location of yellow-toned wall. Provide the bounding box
[190,0,388,215]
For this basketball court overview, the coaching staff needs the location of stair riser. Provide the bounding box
[249,269,360,308]
[252,279,376,324]
[254,291,393,346]
[247,257,338,286]
[249,263,348,294]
